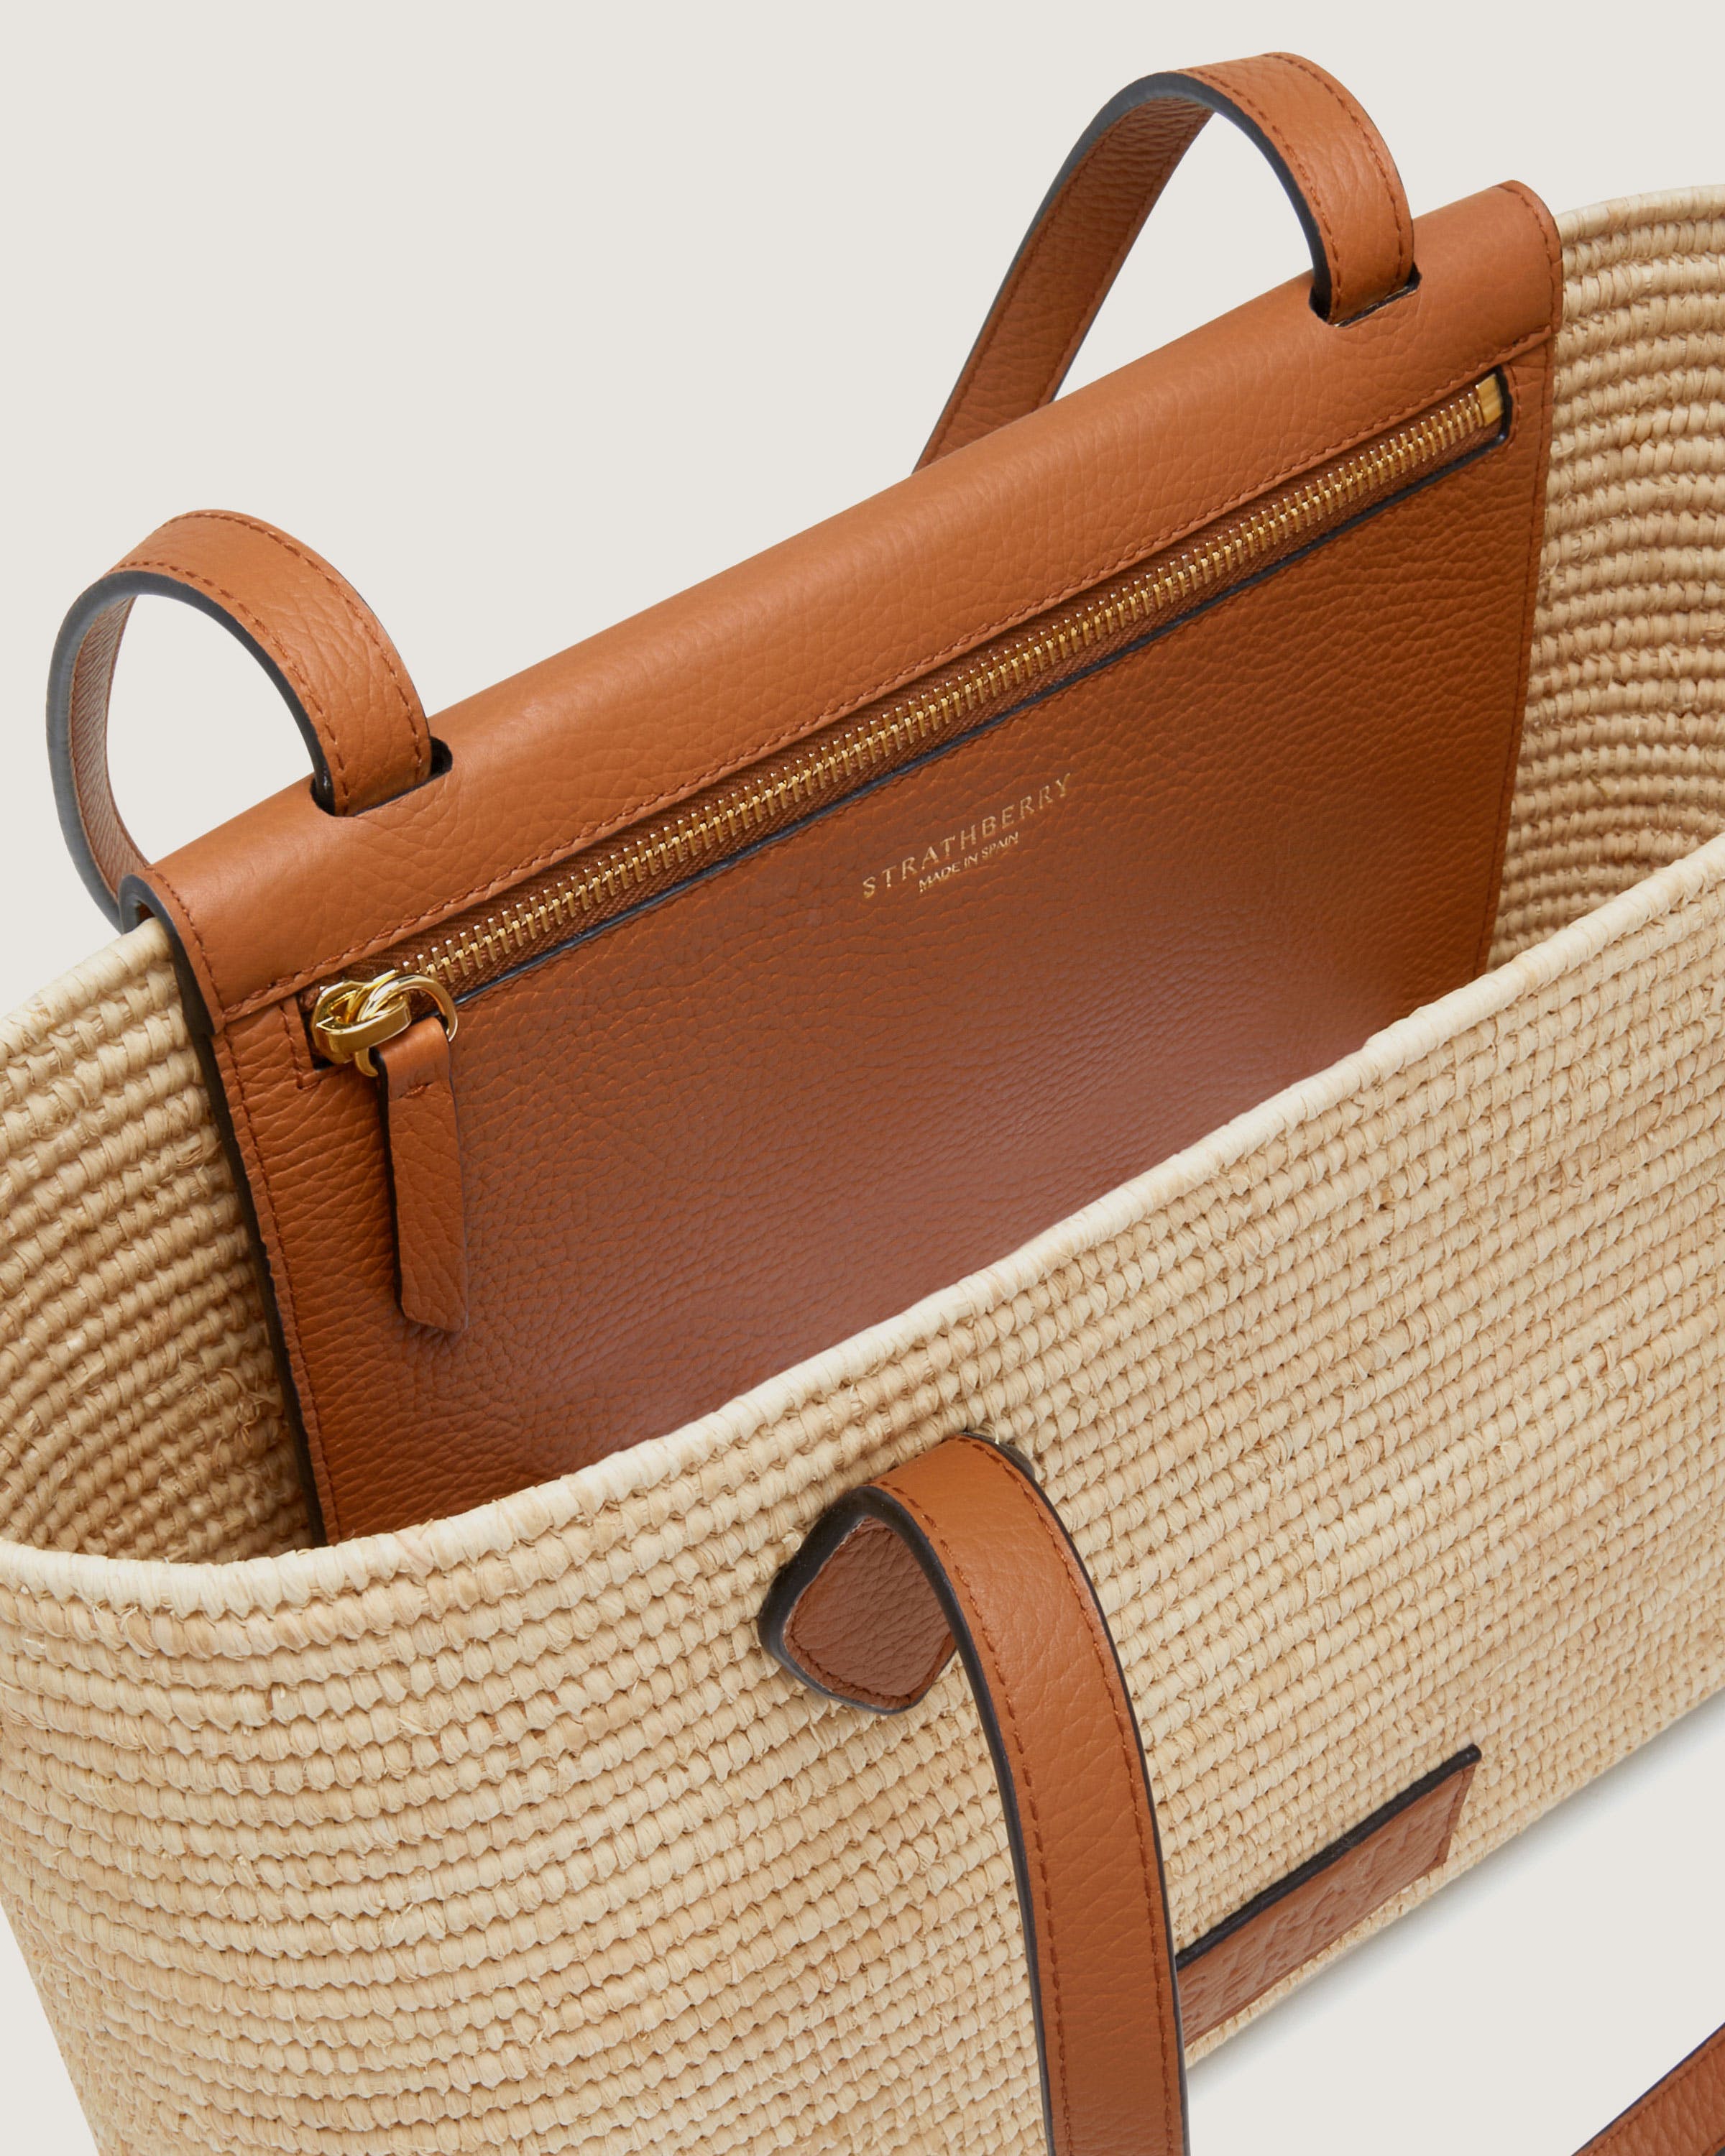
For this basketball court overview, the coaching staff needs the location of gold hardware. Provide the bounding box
[310,972,458,1077]
[313,377,1504,1018]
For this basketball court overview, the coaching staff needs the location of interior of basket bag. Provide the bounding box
[3,193,1722,1566]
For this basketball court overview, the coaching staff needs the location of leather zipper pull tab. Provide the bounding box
[309,972,466,1335]
[375,1015,468,1334]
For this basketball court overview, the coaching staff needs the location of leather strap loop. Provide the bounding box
[763,1433,1187,2156]
[919,52,1417,467]
[763,1434,1725,2156]
[48,510,433,923]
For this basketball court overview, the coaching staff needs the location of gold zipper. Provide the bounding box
[311,372,1504,1065]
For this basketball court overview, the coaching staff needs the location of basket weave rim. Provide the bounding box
[1558,185,1725,240]
[6,820,1721,1616]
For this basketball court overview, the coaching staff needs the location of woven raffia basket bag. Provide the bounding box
[2,80,1724,2156]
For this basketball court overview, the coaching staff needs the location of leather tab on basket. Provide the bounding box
[376,1017,467,1334]
[1175,1746,1478,2041]
[776,1516,955,1711]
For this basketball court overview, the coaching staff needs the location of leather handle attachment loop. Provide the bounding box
[764,1433,1725,2156]
[919,52,1418,468]
[48,510,433,923]
[762,1432,1189,2156]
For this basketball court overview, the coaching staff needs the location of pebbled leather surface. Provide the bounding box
[777,1518,952,1711]
[1576,2026,1725,2155]
[921,53,1416,466]
[214,319,1554,1539]
[57,511,431,913]
[139,185,1560,1026]
[377,1017,467,1334]
[125,129,1561,1540]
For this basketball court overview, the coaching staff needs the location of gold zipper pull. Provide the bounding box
[311,972,458,1076]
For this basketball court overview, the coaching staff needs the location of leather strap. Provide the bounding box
[919,52,1417,468]
[763,1434,1725,2156]
[1578,2026,1725,2155]
[763,1433,1187,2156]
[47,510,433,923]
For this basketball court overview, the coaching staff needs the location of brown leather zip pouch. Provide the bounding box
[47,55,1563,1539]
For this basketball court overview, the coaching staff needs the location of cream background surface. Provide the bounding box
[1,4,1721,2149]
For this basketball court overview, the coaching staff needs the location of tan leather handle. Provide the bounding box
[919,52,1417,468]
[763,1434,1187,2156]
[47,510,433,923]
[763,1434,1725,2156]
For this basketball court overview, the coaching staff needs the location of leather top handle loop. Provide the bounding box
[919,52,1417,468]
[48,510,433,923]
[762,1433,1189,2156]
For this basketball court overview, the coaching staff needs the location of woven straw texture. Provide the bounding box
[0,191,1721,2156]
[1494,192,1725,959]
[0,935,309,1565]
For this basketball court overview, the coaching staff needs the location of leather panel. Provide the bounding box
[208,324,1552,1538]
[139,185,1560,1023]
